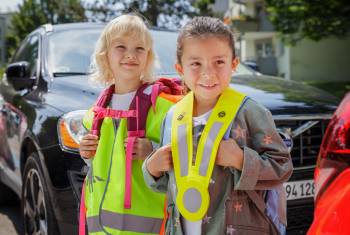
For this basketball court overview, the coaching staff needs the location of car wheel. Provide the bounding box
[0,182,17,205]
[22,153,59,235]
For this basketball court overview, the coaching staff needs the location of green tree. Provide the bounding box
[86,0,196,29]
[265,0,350,44]
[6,0,86,60]
[194,0,216,16]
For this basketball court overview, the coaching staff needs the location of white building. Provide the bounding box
[212,0,350,82]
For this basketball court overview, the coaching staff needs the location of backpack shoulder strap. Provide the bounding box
[150,78,183,111]
[91,84,115,136]
[127,83,152,137]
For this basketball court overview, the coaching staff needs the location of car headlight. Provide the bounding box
[58,110,88,152]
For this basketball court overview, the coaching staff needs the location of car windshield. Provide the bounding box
[48,26,254,77]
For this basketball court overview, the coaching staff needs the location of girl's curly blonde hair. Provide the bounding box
[90,14,155,85]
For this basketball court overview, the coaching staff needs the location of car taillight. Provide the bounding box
[314,93,350,201]
[57,110,88,153]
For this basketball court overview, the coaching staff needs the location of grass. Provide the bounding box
[303,81,350,99]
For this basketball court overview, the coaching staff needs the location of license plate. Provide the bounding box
[283,180,315,200]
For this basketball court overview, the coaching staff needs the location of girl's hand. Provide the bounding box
[216,138,243,170]
[146,145,173,178]
[124,137,153,160]
[79,134,99,159]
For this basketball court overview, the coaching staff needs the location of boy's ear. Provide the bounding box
[175,63,183,76]
[231,57,240,71]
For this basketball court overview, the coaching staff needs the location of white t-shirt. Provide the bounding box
[183,109,212,235]
[193,109,212,126]
[110,91,136,110]
[81,91,136,167]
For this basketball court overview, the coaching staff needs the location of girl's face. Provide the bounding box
[176,36,238,108]
[107,36,149,82]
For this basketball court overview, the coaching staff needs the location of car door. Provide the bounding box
[0,33,40,193]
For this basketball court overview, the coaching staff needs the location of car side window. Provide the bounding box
[12,34,39,78]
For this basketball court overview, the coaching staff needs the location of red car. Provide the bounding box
[308,93,350,235]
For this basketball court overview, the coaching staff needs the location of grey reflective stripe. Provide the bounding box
[87,216,103,233]
[183,188,202,212]
[199,122,223,176]
[87,210,163,234]
[178,124,189,177]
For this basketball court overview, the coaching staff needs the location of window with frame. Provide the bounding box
[12,34,39,78]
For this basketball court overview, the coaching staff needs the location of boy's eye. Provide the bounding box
[190,62,200,68]
[216,60,225,65]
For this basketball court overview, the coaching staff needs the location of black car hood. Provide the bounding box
[231,74,339,115]
[45,75,103,113]
[46,74,339,116]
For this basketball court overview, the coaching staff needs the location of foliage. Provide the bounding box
[86,0,196,29]
[194,0,216,16]
[265,0,350,45]
[5,0,86,60]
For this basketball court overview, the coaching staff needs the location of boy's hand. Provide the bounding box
[124,137,153,160]
[146,145,173,178]
[79,134,99,159]
[216,138,243,170]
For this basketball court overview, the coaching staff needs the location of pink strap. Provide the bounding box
[151,84,160,112]
[123,129,146,209]
[93,106,137,120]
[124,136,137,209]
[128,130,145,137]
[79,182,86,235]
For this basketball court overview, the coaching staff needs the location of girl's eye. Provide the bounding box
[136,47,145,52]
[116,45,126,50]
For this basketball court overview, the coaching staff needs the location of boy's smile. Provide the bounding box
[176,36,239,114]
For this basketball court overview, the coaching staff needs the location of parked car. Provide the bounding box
[243,60,259,72]
[0,23,339,235]
[307,93,350,235]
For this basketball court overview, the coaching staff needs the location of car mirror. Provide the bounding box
[5,61,35,91]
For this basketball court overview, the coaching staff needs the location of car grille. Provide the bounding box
[286,198,314,234]
[275,117,330,168]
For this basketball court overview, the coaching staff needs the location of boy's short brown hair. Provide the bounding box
[177,16,236,65]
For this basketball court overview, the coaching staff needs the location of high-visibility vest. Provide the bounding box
[171,87,246,221]
[81,82,182,235]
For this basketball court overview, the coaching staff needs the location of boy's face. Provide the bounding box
[107,36,149,82]
[176,36,238,106]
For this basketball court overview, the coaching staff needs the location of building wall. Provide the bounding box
[210,0,230,14]
[290,37,350,82]
[276,38,290,80]
[244,39,256,60]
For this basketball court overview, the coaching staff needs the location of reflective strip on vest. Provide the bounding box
[178,124,189,177]
[199,122,223,176]
[87,210,163,234]
[171,87,246,221]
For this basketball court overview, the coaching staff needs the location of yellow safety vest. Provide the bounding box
[83,94,177,235]
[171,87,246,221]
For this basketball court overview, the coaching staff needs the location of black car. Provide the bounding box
[0,23,339,235]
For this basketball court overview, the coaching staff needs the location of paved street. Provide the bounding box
[0,202,22,235]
